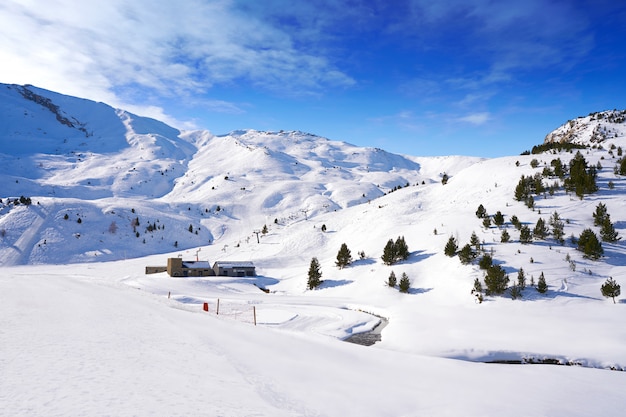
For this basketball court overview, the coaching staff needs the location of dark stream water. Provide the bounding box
[344,317,388,346]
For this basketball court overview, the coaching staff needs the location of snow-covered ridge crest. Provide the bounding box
[543,109,626,146]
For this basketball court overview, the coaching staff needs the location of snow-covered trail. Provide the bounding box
[2,270,626,417]
[0,205,47,266]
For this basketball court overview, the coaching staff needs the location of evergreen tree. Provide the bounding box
[533,217,548,240]
[601,277,621,303]
[517,268,526,289]
[493,211,505,227]
[458,244,476,265]
[470,231,481,252]
[536,272,548,294]
[510,284,522,300]
[475,204,487,219]
[565,151,598,198]
[482,216,492,229]
[478,253,493,270]
[618,157,626,176]
[510,215,521,230]
[399,273,411,293]
[444,236,458,257]
[532,172,545,194]
[262,224,269,234]
[381,237,410,265]
[395,236,410,261]
[484,265,509,296]
[600,216,620,243]
[335,243,353,269]
[381,239,397,265]
[549,211,565,244]
[519,225,533,244]
[593,203,609,227]
[577,228,603,260]
[387,271,397,287]
[472,277,483,295]
[514,175,530,201]
[550,158,566,178]
[307,257,322,290]
[501,229,510,243]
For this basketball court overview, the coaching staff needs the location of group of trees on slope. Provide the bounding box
[308,237,412,293]
[310,146,623,304]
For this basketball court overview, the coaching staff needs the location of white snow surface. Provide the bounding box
[1,84,626,416]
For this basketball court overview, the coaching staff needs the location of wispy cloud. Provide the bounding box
[457,112,491,126]
[0,0,354,119]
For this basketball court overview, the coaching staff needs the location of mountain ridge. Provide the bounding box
[1,83,625,271]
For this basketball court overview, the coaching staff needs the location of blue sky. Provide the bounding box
[1,0,625,157]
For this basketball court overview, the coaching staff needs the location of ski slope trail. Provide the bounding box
[0,205,47,266]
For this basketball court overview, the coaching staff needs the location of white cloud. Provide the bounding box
[0,0,353,119]
[458,112,491,126]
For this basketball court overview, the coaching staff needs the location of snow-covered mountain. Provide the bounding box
[2,84,626,416]
[0,83,478,265]
[543,109,626,146]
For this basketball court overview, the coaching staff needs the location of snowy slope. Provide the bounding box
[2,86,626,416]
[2,267,625,417]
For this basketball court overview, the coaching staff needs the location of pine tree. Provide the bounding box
[472,277,483,295]
[482,216,492,229]
[510,284,522,300]
[387,271,397,287]
[399,273,410,293]
[533,218,548,240]
[601,277,621,303]
[536,272,548,294]
[395,236,410,261]
[262,224,268,234]
[593,203,608,226]
[335,243,353,269]
[475,204,487,219]
[551,158,566,178]
[517,268,526,290]
[565,151,598,198]
[444,236,458,257]
[501,229,510,243]
[510,215,521,230]
[307,257,322,290]
[470,231,481,252]
[514,176,530,201]
[382,239,397,265]
[519,225,533,244]
[600,216,620,243]
[478,253,493,270]
[458,244,476,265]
[549,211,565,244]
[578,228,603,260]
[484,265,509,296]
[493,211,505,227]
